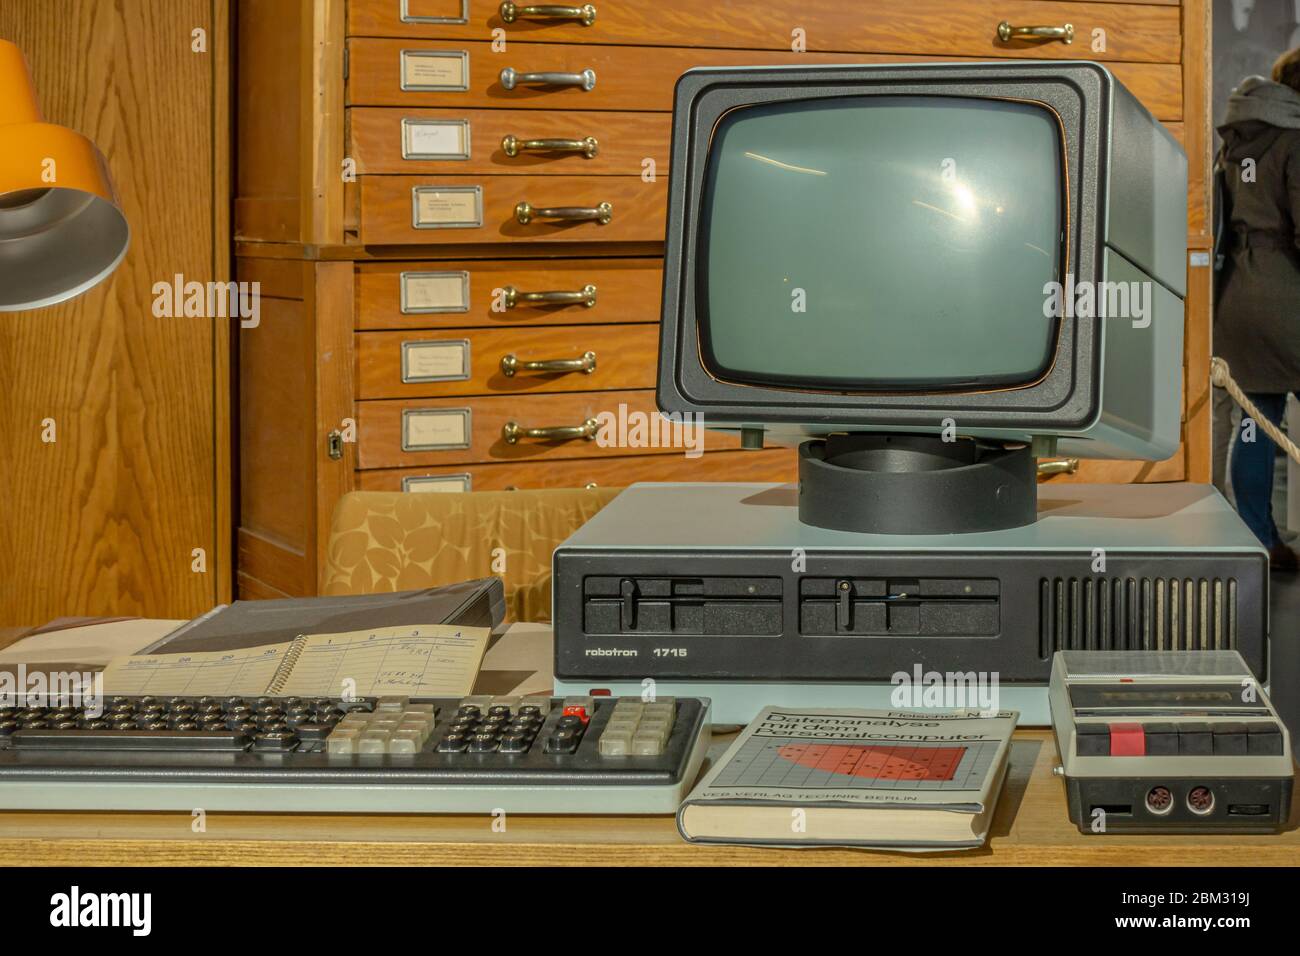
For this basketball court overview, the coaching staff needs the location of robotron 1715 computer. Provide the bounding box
[553,61,1269,724]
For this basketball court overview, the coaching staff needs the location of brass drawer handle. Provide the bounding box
[1036,457,1080,478]
[504,481,599,490]
[997,21,1074,43]
[502,284,597,308]
[502,418,598,443]
[500,67,596,91]
[515,201,612,224]
[501,350,596,377]
[500,2,597,25]
[502,135,599,158]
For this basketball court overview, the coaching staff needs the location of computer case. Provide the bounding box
[553,484,1267,724]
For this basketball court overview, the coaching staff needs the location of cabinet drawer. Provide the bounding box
[356,323,658,398]
[356,389,742,468]
[349,0,1179,63]
[357,448,799,493]
[347,40,1182,120]
[356,174,661,244]
[350,107,669,176]
[356,257,663,330]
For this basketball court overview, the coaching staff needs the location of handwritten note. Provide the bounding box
[94,626,491,699]
[100,643,287,696]
[280,626,489,698]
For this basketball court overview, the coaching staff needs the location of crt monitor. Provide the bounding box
[656,62,1188,533]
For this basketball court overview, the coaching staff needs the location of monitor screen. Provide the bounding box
[699,95,1064,392]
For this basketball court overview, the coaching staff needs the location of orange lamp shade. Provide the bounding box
[0,38,129,311]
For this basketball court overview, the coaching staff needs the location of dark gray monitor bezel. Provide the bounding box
[657,62,1111,430]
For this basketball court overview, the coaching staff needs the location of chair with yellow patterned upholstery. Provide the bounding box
[321,487,622,623]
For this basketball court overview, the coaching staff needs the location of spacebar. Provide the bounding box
[11,730,252,751]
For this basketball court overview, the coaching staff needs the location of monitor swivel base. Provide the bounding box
[797,433,1037,534]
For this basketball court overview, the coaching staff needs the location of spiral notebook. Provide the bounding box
[97,624,490,698]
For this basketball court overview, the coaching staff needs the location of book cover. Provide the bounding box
[678,707,1018,850]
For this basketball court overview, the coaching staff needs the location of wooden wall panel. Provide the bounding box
[0,1,231,624]
[1181,0,1213,483]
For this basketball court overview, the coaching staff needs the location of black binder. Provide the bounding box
[141,578,507,654]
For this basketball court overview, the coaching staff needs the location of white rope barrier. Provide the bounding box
[1210,356,1300,463]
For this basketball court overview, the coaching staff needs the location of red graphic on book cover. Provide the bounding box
[776,743,965,781]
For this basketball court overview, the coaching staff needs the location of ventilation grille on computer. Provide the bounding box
[1038,577,1237,659]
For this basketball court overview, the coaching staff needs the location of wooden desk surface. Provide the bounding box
[0,730,1296,866]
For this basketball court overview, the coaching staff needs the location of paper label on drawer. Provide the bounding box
[401,50,469,91]
[403,473,472,493]
[402,118,470,160]
[402,408,471,451]
[401,339,470,383]
[400,0,468,24]
[412,186,482,228]
[401,271,469,313]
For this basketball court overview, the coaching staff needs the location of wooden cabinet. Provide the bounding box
[235,0,1213,598]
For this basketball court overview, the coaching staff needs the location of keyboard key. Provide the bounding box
[326,731,358,755]
[562,705,590,725]
[545,729,582,754]
[358,731,391,754]
[398,723,432,746]
[469,733,500,753]
[631,731,667,756]
[517,699,550,719]
[390,730,422,754]
[437,733,469,753]
[254,732,299,752]
[499,733,532,753]
[377,697,408,713]
[638,717,671,735]
[599,730,633,756]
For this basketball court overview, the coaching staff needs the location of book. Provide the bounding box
[97,624,491,699]
[677,707,1018,850]
[134,579,505,655]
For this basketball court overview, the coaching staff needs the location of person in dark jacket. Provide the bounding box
[1216,47,1300,570]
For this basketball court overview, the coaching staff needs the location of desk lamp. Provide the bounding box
[0,38,129,311]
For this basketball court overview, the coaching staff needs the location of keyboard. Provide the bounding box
[0,694,711,814]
